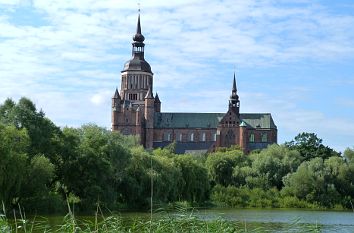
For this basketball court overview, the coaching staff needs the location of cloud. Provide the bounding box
[90,90,112,106]
[1,0,354,152]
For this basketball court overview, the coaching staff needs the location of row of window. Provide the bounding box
[122,74,152,90]
[162,132,269,143]
[163,132,217,142]
[128,93,138,100]
[249,133,268,143]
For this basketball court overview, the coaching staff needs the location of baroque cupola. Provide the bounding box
[122,14,152,74]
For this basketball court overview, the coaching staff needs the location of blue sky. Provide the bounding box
[0,0,354,152]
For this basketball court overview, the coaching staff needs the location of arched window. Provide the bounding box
[249,133,255,142]
[177,133,183,142]
[189,133,194,142]
[164,132,171,141]
[261,133,268,142]
[201,132,206,142]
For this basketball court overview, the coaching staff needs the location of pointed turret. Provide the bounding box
[113,88,121,99]
[144,85,155,149]
[154,92,161,112]
[154,93,160,103]
[112,88,121,110]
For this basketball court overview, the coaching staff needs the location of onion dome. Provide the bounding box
[133,14,145,42]
[122,14,152,74]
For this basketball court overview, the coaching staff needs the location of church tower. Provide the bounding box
[112,14,158,144]
[216,74,246,151]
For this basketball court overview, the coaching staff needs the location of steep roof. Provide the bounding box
[241,113,277,129]
[154,112,224,129]
[154,112,277,129]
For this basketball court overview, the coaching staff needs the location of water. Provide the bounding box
[11,208,354,232]
[195,208,354,232]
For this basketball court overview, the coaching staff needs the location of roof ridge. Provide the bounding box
[157,112,225,114]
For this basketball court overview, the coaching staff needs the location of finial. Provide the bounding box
[138,2,141,13]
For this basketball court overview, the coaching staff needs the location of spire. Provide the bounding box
[231,72,238,98]
[229,73,240,115]
[137,14,141,34]
[232,72,237,92]
[154,92,160,103]
[133,14,145,42]
[113,88,121,99]
[145,85,154,99]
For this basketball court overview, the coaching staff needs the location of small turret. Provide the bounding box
[112,88,121,111]
[154,92,161,112]
[144,85,155,148]
[111,88,122,131]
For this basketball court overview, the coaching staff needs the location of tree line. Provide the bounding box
[0,97,353,213]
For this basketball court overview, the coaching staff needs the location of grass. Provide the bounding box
[0,203,322,233]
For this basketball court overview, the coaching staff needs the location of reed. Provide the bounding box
[0,203,322,233]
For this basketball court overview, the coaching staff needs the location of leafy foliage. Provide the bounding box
[0,97,353,213]
[285,132,340,161]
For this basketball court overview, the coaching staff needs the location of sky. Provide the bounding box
[0,0,354,152]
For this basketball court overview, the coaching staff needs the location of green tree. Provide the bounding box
[0,98,62,163]
[344,147,354,162]
[59,124,131,210]
[174,155,210,203]
[21,155,55,199]
[282,157,344,207]
[0,124,29,208]
[206,149,247,186]
[122,146,151,208]
[246,145,301,189]
[285,132,339,161]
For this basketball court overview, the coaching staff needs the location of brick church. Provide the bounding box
[111,15,277,154]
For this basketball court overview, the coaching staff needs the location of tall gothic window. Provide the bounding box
[164,132,171,141]
[249,133,255,142]
[201,132,206,142]
[177,133,183,142]
[224,129,235,147]
[189,133,194,142]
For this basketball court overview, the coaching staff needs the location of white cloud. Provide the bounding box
[1,0,354,152]
[90,91,112,106]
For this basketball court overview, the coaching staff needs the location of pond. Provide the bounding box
[10,208,354,232]
[196,208,354,232]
